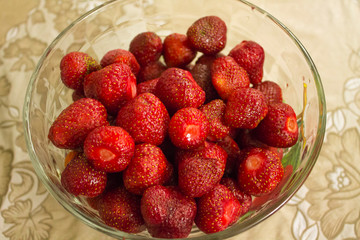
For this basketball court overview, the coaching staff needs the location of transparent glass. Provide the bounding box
[23,0,326,239]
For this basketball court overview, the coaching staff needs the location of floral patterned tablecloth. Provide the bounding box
[0,0,359,239]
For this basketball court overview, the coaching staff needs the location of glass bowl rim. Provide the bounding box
[23,0,327,239]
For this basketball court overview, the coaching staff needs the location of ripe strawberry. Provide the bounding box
[137,61,167,83]
[220,177,252,216]
[195,184,241,234]
[83,126,135,173]
[178,156,224,198]
[211,56,250,100]
[190,56,220,103]
[168,107,209,150]
[236,129,284,159]
[175,141,227,169]
[187,16,227,55]
[229,40,265,85]
[136,77,159,95]
[253,102,299,148]
[237,147,284,196]
[60,51,100,91]
[123,143,169,195]
[224,88,268,129]
[163,33,197,68]
[61,152,107,197]
[115,93,170,146]
[253,80,283,104]
[216,135,241,177]
[83,63,137,115]
[129,31,163,66]
[97,186,145,233]
[100,48,140,75]
[200,99,232,141]
[48,98,108,149]
[141,185,197,238]
[155,68,205,113]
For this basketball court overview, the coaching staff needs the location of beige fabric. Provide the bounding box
[0,0,359,239]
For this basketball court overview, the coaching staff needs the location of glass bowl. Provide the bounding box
[23,0,326,239]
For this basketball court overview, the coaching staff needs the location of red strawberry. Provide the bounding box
[168,107,209,150]
[220,177,252,216]
[137,61,167,83]
[195,184,241,233]
[115,93,170,146]
[97,186,145,233]
[237,147,284,196]
[48,98,108,149]
[129,31,163,66]
[83,63,137,115]
[229,40,265,85]
[190,56,220,103]
[61,152,107,197]
[216,135,241,177]
[187,16,227,55]
[100,48,140,75]
[136,78,160,95]
[175,140,227,169]
[224,88,268,129]
[253,102,299,148]
[236,129,284,159]
[123,143,169,195]
[72,88,85,102]
[141,185,197,238]
[155,68,205,113]
[163,33,197,68]
[60,51,100,91]
[200,99,232,141]
[83,126,135,172]
[211,56,250,100]
[178,156,224,197]
[253,80,283,104]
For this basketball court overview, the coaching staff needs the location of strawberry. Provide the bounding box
[190,56,220,103]
[137,61,167,83]
[200,99,232,141]
[187,16,227,55]
[129,31,163,66]
[163,33,197,68]
[195,184,241,234]
[229,40,265,85]
[100,48,140,75]
[175,140,227,169]
[141,185,197,238]
[253,102,299,148]
[220,177,252,216]
[83,126,135,172]
[61,152,107,197]
[155,68,205,113]
[216,135,241,177]
[60,51,100,91]
[136,78,159,95]
[237,147,284,196]
[253,80,283,105]
[211,56,250,100]
[83,63,137,115]
[122,143,169,195]
[115,93,170,146]
[224,88,268,129]
[178,156,224,197]
[168,107,209,150]
[97,186,145,233]
[48,98,108,149]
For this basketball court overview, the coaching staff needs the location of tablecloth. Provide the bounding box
[0,0,359,239]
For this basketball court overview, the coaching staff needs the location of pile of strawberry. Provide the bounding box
[48,16,299,238]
